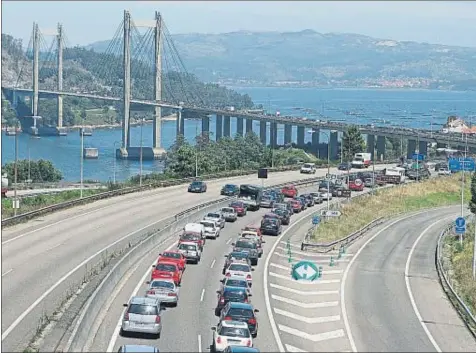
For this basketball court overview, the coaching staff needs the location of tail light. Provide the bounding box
[220,297,225,304]
[155,315,161,323]
[244,298,248,303]
[147,290,155,295]
[168,292,177,297]
[246,274,251,279]
[216,336,222,344]
[248,318,256,325]
[226,273,231,277]
[224,316,232,320]
[246,339,251,347]
[123,312,129,321]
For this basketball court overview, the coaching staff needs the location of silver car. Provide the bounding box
[145,279,179,306]
[204,212,226,228]
[260,195,275,208]
[221,207,238,222]
[121,296,162,337]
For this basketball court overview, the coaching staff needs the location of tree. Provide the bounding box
[2,159,63,183]
[342,126,365,161]
[469,172,476,214]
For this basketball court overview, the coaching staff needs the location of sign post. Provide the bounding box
[455,216,466,246]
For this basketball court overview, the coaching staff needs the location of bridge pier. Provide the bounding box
[329,130,339,160]
[311,128,320,156]
[419,140,428,157]
[376,135,386,161]
[216,114,223,140]
[260,121,267,145]
[56,23,66,135]
[236,117,244,136]
[223,116,231,137]
[119,10,132,159]
[297,126,305,148]
[245,118,253,135]
[32,23,39,118]
[284,124,292,145]
[202,116,210,142]
[407,139,417,159]
[270,121,278,148]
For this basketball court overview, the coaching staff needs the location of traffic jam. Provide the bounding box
[117,165,413,352]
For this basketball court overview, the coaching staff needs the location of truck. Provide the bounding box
[1,173,8,198]
[238,184,263,211]
[351,153,372,169]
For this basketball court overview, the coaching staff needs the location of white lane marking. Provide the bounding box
[200,289,205,302]
[270,263,291,271]
[274,308,341,324]
[226,238,232,245]
[198,334,202,353]
[270,283,339,296]
[277,247,353,257]
[2,269,13,277]
[271,294,338,308]
[106,241,177,352]
[341,208,455,353]
[280,241,302,248]
[2,216,174,342]
[274,252,350,263]
[404,219,448,353]
[270,271,340,284]
[45,242,63,252]
[285,344,309,352]
[210,259,216,269]
[278,325,345,342]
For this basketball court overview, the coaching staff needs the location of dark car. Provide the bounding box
[220,302,259,338]
[223,252,252,274]
[215,286,250,316]
[229,201,248,216]
[268,189,284,203]
[331,184,348,197]
[260,218,281,236]
[293,196,307,210]
[318,181,334,193]
[274,202,293,215]
[407,168,431,180]
[300,194,315,207]
[233,240,259,266]
[221,184,240,196]
[188,180,207,193]
[271,208,291,225]
[338,162,352,171]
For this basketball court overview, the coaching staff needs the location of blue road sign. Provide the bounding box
[412,153,424,161]
[292,261,319,281]
[449,158,475,172]
[455,217,466,234]
[312,215,320,225]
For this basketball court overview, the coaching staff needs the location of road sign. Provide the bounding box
[449,158,475,172]
[321,210,342,217]
[455,217,466,234]
[354,179,363,186]
[312,215,320,225]
[412,153,424,161]
[292,261,319,281]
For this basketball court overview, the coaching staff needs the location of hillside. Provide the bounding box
[88,29,476,90]
[1,33,256,127]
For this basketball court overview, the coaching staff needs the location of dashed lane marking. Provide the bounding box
[272,294,338,308]
[285,344,309,352]
[270,283,339,296]
[274,308,341,324]
[278,325,345,342]
[2,269,13,277]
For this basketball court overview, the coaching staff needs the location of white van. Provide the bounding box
[183,223,205,236]
[300,163,316,174]
[385,167,406,183]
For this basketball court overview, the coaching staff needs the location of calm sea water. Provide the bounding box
[2,87,476,182]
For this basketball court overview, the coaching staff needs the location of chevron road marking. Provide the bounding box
[271,294,338,308]
[275,251,350,263]
[277,246,353,257]
[285,344,309,352]
[270,262,344,274]
[274,308,341,324]
[279,325,345,342]
[270,283,339,296]
[269,271,341,284]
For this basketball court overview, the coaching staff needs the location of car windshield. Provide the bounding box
[181,233,199,240]
[151,280,175,289]
[207,213,220,219]
[227,308,254,318]
[219,326,250,338]
[235,241,255,249]
[162,252,180,259]
[229,264,250,272]
[230,252,248,259]
[201,222,215,228]
[128,304,158,315]
[273,209,285,216]
[222,208,235,213]
[225,279,247,288]
[179,244,196,251]
[191,181,202,187]
[224,289,247,301]
[155,264,177,272]
[224,184,236,189]
[230,202,243,208]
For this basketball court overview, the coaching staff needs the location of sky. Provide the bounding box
[2,1,476,48]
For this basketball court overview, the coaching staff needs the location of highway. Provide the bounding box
[344,206,476,352]
[1,166,394,352]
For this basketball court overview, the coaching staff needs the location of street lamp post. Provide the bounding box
[13,122,19,216]
[139,118,144,187]
[113,141,120,184]
[195,123,199,178]
[80,123,84,199]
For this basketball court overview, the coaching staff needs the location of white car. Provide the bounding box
[204,212,226,229]
[225,262,254,287]
[437,167,451,176]
[319,191,333,200]
[200,220,220,239]
[177,241,201,264]
[211,320,253,352]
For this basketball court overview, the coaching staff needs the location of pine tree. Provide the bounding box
[342,126,365,161]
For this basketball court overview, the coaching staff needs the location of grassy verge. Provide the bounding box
[1,189,103,219]
[312,174,469,243]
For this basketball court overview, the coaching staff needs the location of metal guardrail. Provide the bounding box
[1,161,396,227]
[436,218,476,338]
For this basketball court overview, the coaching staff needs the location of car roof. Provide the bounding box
[156,260,178,267]
[162,250,181,255]
[228,302,254,310]
[226,276,248,282]
[179,241,198,246]
[221,320,249,328]
[130,296,159,305]
[120,345,159,353]
[224,286,247,293]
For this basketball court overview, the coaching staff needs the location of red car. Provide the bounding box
[282,185,298,198]
[179,232,204,250]
[290,200,302,213]
[229,201,247,216]
[158,251,186,272]
[349,179,364,191]
[243,224,262,238]
[151,260,182,285]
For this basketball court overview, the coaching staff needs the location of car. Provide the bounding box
[221,184,240,196]
[201,219,220,239]
[259,195,275,208]
[232,239,260,265]
[240,232,264,257]
[300,194,315,207]
[319,191,332,201]
[290,199,302,213]
[151,261,182,285]
[179,232,204,251]
[204,212,226,229]
[318,180,334,193]
[230,201,248,216]
[331,184,349,197]
[224,262,254,287]
[223,252,252,274]
[437,166,451,176]
[364,177,376,188]
[188,180,207,193]
[274,202,293,214]
[221,207,238,222]
[157,251,186,272]
[117,345,160,353]
[223,346,260,353]
[215,287,251,316]
[211,320,253,352]
[338,162,352,171]
[309,192,323,204]
[145,279,179,306]
[293,196,307,210]
[271,208,291,225]
[281,185,298,198]
[407,168,431,180]
[267,189,284,203]
[220,276,252,296]
[243,225,262,237]
[121,296,162,338]
[349,179,364,191]
[260,218,282,236]
[219,302,259,337]
[177,241,201,264]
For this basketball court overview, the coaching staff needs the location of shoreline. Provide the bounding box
[59,114,178,131]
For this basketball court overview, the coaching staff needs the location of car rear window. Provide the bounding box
[163,252,180,259]
[151,281,175,289]
[224,290,247,301]
[179,244,196,251]
[222,208,235,213]
[227,308,254,318]
[226,279,247,287]
[235,241,255,249]
[218,326,250,337]
[191,181,202,187]
[229,264,250,272]
[230,202,243,208]
[156,264,177,272]
[128,304,158,315]
[207,213,220,218]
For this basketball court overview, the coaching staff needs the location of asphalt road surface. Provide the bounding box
[344,206,476,352]
[2,166,394,352]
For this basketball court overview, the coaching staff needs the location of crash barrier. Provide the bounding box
[64,174,333,351]
[436,217,476,338]
[2,160,395,228]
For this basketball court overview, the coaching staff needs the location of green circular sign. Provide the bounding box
[291,260,319,281]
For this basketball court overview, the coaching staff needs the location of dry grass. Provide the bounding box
[312,174,467,243]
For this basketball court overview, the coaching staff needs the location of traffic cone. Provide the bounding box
[288,254,292,263]
[337,251,342,260]
[318,266,323,278]
[329,256,335,267]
